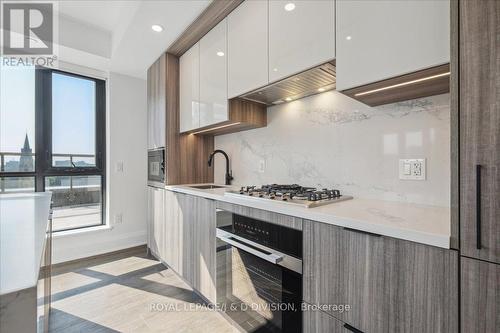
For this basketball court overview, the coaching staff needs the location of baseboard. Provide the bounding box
[52,230,147,264]
[51,245,147,273]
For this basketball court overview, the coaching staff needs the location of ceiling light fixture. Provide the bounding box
[285,97,293,102]
[151,24,164,32]
[354,72,451,97]
[216,51,225,57]
[284,3,296,11]
[346,36,352,40]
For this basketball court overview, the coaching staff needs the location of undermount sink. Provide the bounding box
[188,185,226,190]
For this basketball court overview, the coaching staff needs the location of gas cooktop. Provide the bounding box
[225,184,353,208]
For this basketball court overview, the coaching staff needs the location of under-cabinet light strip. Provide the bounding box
[190,122,242,135]
[354,72,450,97]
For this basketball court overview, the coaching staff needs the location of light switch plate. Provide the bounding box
[399,159,426,180]
[115,161,124,173]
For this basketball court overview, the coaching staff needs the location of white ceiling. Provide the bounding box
[56,0,211,79]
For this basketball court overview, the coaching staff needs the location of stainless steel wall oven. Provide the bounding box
[216,209,302,333]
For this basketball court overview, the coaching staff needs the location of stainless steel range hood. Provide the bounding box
[239,61,336,106]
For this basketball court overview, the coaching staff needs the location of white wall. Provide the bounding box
[215,92,450,207]
[52,72,147,264]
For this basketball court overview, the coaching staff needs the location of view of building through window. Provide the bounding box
[1,64,105,231]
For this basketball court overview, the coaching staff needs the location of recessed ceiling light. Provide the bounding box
[284,3,296,11]
[285,97,293,102]
[216,51,225,57]
[346,35,352,40]
[151,24,163,32]
[318,87,325,92]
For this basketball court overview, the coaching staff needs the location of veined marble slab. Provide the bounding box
[0,192,52,295]
[165,184,450,249]
[214,92,451,207]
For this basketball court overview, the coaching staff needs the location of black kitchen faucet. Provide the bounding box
[208,150,233,185]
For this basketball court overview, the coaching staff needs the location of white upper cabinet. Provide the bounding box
[199,19,228,128]
[269,0,335,83]
[227,0,268,98]
[336,0,450,91]
[179,43,200,133]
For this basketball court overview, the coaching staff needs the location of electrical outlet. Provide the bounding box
[259,160,265,173]
[399,159,426,180]
[114,213,123,224]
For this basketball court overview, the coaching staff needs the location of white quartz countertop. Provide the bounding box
[165,184,451,249]
[0,192,52,295]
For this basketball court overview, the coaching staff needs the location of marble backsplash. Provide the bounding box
[214,91,450,207]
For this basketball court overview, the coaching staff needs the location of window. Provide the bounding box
[41,70,106,232]
[0,64,36,191]
[0,66,106,231]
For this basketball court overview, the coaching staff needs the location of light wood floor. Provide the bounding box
[47,246,237,333]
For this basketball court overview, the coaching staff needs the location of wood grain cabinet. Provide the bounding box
[147,187,166,260]
[199,19,228,128]
[163,190,181,273]
[336,0,450,91]
[163,191,217,303]
[178,193,217,303]
[227,0,268,98]
[269,0,335,83]
[460,257,500,333]
[459,0,500,265]
[303,304,347,333]
[303,221,458,333]
[179,43,200,133]
[147,55,166,149]
[458,1,500,332]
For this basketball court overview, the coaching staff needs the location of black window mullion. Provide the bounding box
[35,66,51,191]
[34,67,106,229]
[95,79,106,172]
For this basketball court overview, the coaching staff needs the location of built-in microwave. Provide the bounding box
[147,148,165,187]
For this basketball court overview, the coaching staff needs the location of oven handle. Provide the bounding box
[217,235,284,264]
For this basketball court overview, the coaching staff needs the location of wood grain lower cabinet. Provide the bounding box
[303,220,458,333]
[461,257,500,333]
[163,191,217,303]
[163,190,181,273]
[303,304,347,333]
[147,187,165,259]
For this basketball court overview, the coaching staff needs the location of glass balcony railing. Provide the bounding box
[0,152,96,172]
[0,151,35,173]
[1,152,102,231]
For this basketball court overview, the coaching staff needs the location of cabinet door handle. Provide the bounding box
[343,323,364,333]
[476,164,482,250]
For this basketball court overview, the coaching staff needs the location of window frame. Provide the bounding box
[36,68,107,231]
[38,68,106,175]
[1,67,107,231]
[39,68,106,232]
